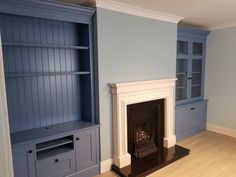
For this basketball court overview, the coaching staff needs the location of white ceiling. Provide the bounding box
[60,0,236,30]
[112,0,236,30]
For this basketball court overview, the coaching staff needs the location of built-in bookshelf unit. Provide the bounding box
[175,25,209,141]
[1,13,95,132]
[0,1,99,177]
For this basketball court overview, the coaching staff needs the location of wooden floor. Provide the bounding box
[95,131,236,177]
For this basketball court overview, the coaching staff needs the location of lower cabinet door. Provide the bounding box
[175,106,190,135]
[175,100,207,140]
[75,128,98,171]
[189,102,206,129]
[12,144,36,177]
[36,151,76,177]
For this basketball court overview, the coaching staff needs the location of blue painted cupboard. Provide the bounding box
[175,25,209,140]
[0,0,100,177]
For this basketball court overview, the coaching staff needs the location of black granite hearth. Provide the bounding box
[112,145,189,177]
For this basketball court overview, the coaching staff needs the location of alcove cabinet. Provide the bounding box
[176,28,207,103]
[175,100,207,140]
[175,25,209,140]
[0,1,100,177]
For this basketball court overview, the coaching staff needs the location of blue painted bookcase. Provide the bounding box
[175,25,209,140]
[0,1,100,177]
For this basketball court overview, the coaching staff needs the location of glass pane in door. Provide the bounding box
[176,58,188,100]
[177,40,188,55]
[192,42,203,56]
[191,59,202,98]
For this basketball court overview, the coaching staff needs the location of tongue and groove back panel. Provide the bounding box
[0,13,93,133]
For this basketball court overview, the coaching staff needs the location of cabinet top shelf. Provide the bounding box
[176,72,187,75]
[3,42,89,50]
[11,120,100,146]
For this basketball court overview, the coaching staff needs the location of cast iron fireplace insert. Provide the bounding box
[127,99,164,159]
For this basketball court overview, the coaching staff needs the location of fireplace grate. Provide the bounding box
[134,137,157,158]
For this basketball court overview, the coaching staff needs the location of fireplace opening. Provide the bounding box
[127,99,164,159]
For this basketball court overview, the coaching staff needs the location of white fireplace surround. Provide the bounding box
[109,78,177,168]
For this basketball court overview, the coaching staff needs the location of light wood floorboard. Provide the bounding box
[96,131,236,177]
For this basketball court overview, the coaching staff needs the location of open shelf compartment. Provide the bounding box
[0,12,95,133]
[36,135,74,160]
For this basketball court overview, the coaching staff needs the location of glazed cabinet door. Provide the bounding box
[190,40,205,101]
[176,57,189,101]
[75,128,98,171]
[176,31,206,104]
[176,39,189,102]
[12,144,36,177]
[176,39,205,103]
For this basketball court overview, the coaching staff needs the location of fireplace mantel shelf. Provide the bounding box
[109,78,177,94]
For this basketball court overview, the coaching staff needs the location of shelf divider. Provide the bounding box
[36,137,73,152]
[191,84,201,87]
[176,72,187,75]
[3,42,89,50]
[5,71,90,77]
[192,71,201,74]
[176,86,186,89]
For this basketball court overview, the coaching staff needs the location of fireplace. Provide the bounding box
[127,99,164,159]
[109,79,189,177]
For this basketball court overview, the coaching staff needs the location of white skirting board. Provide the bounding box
[207,123,236,138]
[100,159,113,174]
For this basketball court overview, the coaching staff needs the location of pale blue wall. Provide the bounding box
[96,8,177,161]
[205,26,236,129]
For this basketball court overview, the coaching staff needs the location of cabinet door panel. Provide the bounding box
[190,103,205,128]
[36,151,76,177]
[175,107,190,134]
[12,144,36,177]
[75,128,97,171]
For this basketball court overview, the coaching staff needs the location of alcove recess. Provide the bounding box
[0,1,99,176]
[0,3,99,142]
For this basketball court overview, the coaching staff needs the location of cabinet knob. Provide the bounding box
[55,159,59,163]
[190,107,195,110]
[28,150,33,154]
[76,137,80,141]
